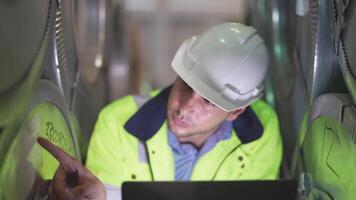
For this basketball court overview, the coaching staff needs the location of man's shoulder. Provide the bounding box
[241,100,281,154]
[99,95,138,122]
[250,99,278,126]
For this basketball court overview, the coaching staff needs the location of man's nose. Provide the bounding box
[180,91,201,112]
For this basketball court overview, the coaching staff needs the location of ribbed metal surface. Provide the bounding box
[338,0,356,103]
[306,0,318,87]
[54,0,78,104]
[338,40,356,104]
[343,0,356,78]
[306,0,347,100]
[55,4,72,93]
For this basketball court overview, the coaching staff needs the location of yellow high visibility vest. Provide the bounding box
[86,87,282,187]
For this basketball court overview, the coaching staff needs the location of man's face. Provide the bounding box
[167,77,242,140]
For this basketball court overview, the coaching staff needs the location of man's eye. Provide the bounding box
[183,82,192,90]
[203,98,215,106]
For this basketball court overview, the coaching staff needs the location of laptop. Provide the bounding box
[122,180,298,200]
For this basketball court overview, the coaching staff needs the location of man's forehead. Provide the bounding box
[173,77,231,112]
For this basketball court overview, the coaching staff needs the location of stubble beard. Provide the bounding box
[167,109,219,142]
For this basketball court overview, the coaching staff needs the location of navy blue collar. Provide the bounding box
[124,86,264,144]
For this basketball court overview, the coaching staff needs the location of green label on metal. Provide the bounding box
[0,102,76,199]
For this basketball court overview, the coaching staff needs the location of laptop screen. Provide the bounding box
[122,180,298,200]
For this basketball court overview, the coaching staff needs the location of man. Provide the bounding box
[40,22,282,200]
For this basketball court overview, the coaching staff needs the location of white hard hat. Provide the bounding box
[171,22,268,111]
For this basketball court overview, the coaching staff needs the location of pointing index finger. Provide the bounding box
[37,137,73,167]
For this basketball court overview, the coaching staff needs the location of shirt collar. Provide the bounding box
[124,85,264,144]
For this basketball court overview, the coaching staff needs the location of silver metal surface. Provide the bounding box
[71,74,107,142]
[75,0,108,85]
[0,0,109,196]
[269,0,296,99]
[69,0,110,144]
[296,0,309,16]
[0,0,56,127]
[268,1,308,165]
[248,0,308,167]
[0,0,49,94]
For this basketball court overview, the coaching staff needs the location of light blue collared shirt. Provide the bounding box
[168,121,233,181]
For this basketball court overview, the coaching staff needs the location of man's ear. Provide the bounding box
[226,107,246,121]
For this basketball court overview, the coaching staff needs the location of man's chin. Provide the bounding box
[170,127,192,138]
[175,134,194,143]
[172,130,198,140]
[171,129,189,137]
[169,122,188,134]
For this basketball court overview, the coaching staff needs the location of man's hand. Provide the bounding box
[37,137,106,200]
